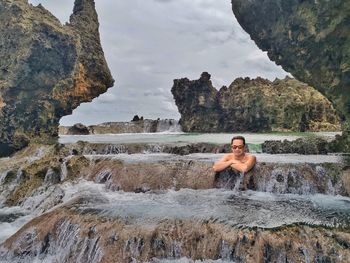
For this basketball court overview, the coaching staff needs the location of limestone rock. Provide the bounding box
[262,137,330,154]
[231,0,350,127]
[172,72,340,132]
[0,0,114,156]
[59,119,181,134]
[1,206,349,263]
[66,123,90,135]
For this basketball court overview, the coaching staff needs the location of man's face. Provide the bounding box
[231,139,245,157]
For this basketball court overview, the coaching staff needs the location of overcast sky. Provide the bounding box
[28,0,288,125]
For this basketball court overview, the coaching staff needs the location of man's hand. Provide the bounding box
[230,156,256,173]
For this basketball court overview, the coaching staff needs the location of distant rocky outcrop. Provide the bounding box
[172,72,340,132]
[231,0,350,129]
[262,137,332,155]
[59,119,181,134]
[66,123,90,135]
[0,0,114,156]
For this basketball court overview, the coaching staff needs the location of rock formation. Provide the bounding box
[1,206,350,263]
[261,136,350,154]
[59,119,181,134]
[66,123,90,135]
[231,0,350,129]
[0,0,114,157]
[172,72,340,132]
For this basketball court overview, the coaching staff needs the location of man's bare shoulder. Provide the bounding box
[244,153,256,159]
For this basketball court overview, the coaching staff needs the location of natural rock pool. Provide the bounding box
[0,133,349,262]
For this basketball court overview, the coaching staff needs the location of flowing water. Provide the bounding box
[0,132,348,262]
[58,132,340,145]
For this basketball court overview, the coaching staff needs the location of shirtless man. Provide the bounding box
[213,136,256,173]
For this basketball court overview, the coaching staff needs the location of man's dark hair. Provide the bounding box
[231,136,245,145]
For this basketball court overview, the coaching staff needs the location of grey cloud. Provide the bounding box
[153,0,175,3]
[28,0,287,125]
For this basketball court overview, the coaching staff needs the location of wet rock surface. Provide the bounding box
[0,142,349,263]
[64,141,231,155]
[0,195,349,263]
[0,0,114,157]
[0,143,348,207]
[172,73,340,133]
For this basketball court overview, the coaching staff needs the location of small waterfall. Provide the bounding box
[249,164,344,195]
[219,240,233,260]
[104,144,127,154]
[20,185,64,213]
[25,146,46,163]
[81,144,127,155]
[95,169,112,184]
[44,168,61,185]
[60,161,68,181]
[156,119,182,133]
[214,169,244,190]
[145,144,166,153]
[123,236,145,258]
[0,219,103,263]
[170,241,182,259]
[143,120,155,133]
[0,170,20,205]
[15,169,25,184]
[0,171,9,184]
[232,172,244,192]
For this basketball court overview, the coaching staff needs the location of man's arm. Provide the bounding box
[213,155,235,172]
[230,155,256,173]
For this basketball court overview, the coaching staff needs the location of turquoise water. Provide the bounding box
[59,132,340,145]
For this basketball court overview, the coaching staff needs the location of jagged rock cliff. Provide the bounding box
[231,0,350,128]
[0,0,114,157]
[172,72,340,132]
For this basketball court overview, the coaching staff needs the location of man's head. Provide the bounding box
[231,136,246,157]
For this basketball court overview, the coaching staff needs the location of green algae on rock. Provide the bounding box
[172,72,341,132]
[0,0,114,157]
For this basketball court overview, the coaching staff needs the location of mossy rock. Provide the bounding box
[66,155,90,180]
[2,170,17,184]
[5,176,43,206]
[4,156,61,206]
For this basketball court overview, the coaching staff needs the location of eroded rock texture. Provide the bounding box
[0,0,114,156]
[1,206,350,263]
[2,143,348,208]
[1,143,350,262]
[231,0,350,128]
[172,72,340,132]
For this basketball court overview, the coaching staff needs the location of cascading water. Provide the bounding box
[232,172,244,192]
[0,133,349,263]
[155,120,182,133]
